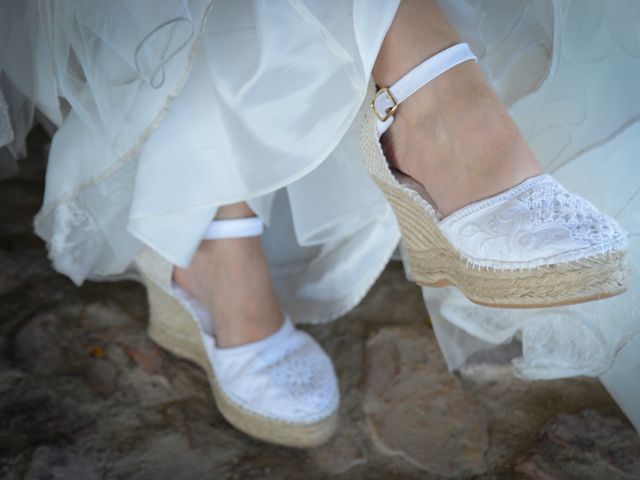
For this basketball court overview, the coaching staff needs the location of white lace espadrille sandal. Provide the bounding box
[361,43,628,308]
[134,217,339,447]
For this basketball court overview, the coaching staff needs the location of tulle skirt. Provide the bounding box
[1,0,639,380]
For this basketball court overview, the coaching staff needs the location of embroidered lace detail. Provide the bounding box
[41,199,96,285]
[212,326,339,423]
[432,286,635,380]
[33,159,142,285]
[526,178,621,247]
[440,175,628,269]
[255,333,338,413]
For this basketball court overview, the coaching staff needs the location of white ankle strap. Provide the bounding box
[203,217,264,240]
[372,43,477,135]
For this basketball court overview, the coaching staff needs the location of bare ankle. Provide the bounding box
[382,66,541,217]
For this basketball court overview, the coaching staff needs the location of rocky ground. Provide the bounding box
[1,128,639,479]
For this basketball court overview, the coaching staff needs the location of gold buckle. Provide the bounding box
[371,87,398,122]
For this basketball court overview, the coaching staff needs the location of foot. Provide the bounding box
[173,205,283,348]
[381,59,543,218]
[373,0,542,218]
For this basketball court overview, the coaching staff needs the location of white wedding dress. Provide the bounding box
[1,0,639,423]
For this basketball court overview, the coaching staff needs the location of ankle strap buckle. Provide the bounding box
[370,44,478,130]
[371,87,398,122]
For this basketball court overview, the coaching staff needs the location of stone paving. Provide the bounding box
[1,128,639,479]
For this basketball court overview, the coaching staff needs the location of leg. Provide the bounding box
[143,200,339,446]
[373,0,542,217]
[173,201,283,347]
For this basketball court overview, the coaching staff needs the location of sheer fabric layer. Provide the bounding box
[4,0,402,324]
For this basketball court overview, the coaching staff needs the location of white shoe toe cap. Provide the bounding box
[440,174,628,269]
[209,319,340,424]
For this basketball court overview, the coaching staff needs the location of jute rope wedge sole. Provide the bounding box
[143,275,338,448]
[362,43,629,308]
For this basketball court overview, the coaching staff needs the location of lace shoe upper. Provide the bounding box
[439,174,628,270]
[205,318,339,423]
